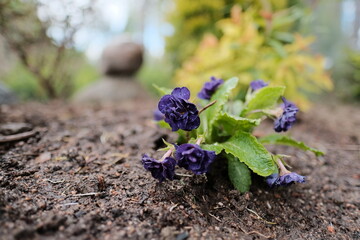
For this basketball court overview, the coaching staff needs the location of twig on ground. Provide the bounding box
[227,207,274,239]
[246,207,276,225]
[70,192,101,197]
[208,213,221,222]
[243,230,274,239]
[0,130,37,143]
[169,203,179,212]
[45,179,65,184]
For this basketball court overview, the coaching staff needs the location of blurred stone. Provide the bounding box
[73,37,146,104]
[101,39,143,76]
[0,83,17,104]
[72,76,147,103]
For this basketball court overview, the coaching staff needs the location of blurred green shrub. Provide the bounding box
[137,58,173,96]
[2,63,47,100]
[2,56,99,101]
[166,0,304,68]
[345,51,360,100]
[173,6,333,110]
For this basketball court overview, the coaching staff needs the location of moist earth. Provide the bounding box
[0,98,359,240]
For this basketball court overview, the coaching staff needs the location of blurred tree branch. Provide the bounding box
[0,0,97,99]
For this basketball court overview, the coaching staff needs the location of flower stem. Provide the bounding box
[275,158,291,176]
[160,149,173,162]
[195,137,204,145]
[198,100,217,115]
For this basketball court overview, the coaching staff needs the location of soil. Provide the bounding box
[0,98,359,240]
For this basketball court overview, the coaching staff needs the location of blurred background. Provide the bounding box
[0,0,359,107]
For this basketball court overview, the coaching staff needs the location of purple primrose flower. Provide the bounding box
[274,97,299,132]
[142,154,176,182]
[175,143,216,175]
[158,87,200,131]
[153,109,164,121]
[266,172,305,188]
[198,76,224,100]
[250,79,268,91]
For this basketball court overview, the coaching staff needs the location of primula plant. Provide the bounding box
[142,77,323,192]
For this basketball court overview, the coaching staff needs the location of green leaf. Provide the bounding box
[268,40,287,58]
[157,138,175,151]
[224,99,244,116]
[215,112,260,133]
[215,131,277,176]
[273,31,295,43]
[157,120,171,129]
[201,144,224,154]
[208,77,239,118]
[204,77,239,139]
[227,155,251,193]
[259,134,325,157]
[242,86,285,117]
[153,84,172,96]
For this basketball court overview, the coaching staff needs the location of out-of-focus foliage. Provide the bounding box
[303,0,360,102]
[166,0,304,68]
[137,58,173,96]
[174,6,333,110]
[345,51,360,100]
[2,57,99,101]
[0,0,98,99]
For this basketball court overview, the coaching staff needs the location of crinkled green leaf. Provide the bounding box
[215,131,276,176]
[204,77,239,139]
[201,144,224,154]
[215,112,260,133]
[153,84,172,96]
[207,77,239,119]
[259,134,325,157]
[224,100,244,116]
[227,155,251,193]
[242,86,285,117]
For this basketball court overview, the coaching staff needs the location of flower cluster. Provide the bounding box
[142,143,216,182]
[158,87,200,131]
[176,143,216,174]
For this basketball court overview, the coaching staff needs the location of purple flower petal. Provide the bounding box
[265,172,305,188]
[278,172,305,186]
[153,109,164,121]
[175,143,216,174]
[265,173,279,187]
[142,154,176,182]
[171,87,190,100]
[198,76,224,100]
[250,80,268,91]
[274,97,299,132]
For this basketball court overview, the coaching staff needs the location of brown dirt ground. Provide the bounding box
[0,98,359,240]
